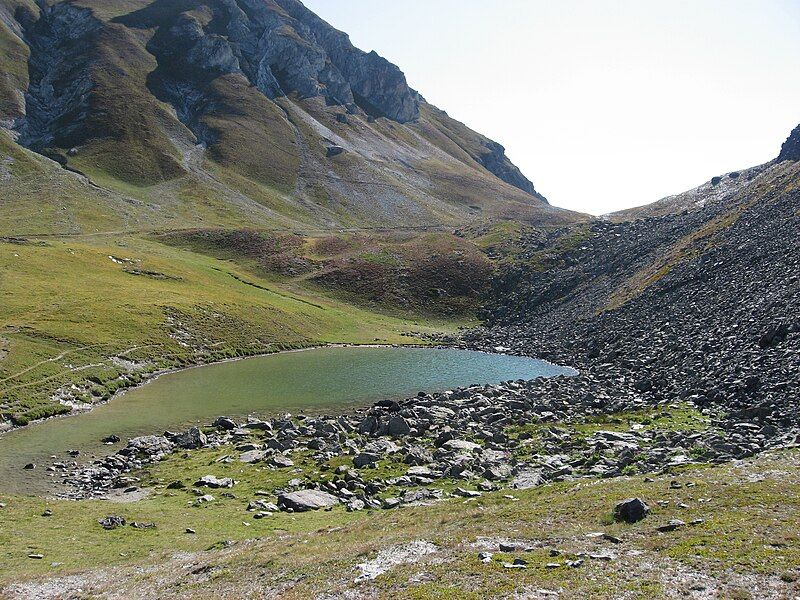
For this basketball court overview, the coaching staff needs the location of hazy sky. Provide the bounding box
[302,0,800,214]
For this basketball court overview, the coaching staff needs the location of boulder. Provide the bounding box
[127,436,173,456]
[239,450,266,464]
[387,415,412,437]
[195,475,236,489]
[278,489,339,512]
[326,145,345,158]
[358,416,380,435]
[98,515,126,530]
[213,416,237,431]
[174,427,207,449]
[442,439,481,452]
[353,453,380,468]
[613,498,650,523]
[267,455,294,468]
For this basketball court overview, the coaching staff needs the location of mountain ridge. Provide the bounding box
[0,0,578,235]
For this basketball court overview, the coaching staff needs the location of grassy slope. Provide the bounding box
[155,228,494,317]
[0,4,30,121]
[0,420,797,598]
[0,234,465,424]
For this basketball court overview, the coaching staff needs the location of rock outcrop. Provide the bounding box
[12,2,101,156]
[479,140,539,197]
[778,124,800,161]
[121,0,420,125]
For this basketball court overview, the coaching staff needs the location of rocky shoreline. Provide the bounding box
[55,340,791,514]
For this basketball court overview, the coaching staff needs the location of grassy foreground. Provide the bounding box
[0,446,798,598]
[0,233,468,425]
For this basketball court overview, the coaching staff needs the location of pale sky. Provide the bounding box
[302,0,800,215]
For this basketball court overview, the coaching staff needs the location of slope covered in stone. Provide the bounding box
[476,126,800,444]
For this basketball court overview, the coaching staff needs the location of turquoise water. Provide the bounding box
[0,346,575,495]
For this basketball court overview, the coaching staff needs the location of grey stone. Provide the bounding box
[278,489,339,512]
[614,498,650,523]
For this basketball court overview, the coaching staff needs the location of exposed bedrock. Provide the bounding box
[778,124,800,162]
[118,0,420,139]
[13,1,101,157]
[479,140,542,199]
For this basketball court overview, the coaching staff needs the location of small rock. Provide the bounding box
[326,145,345,157]
[499,543,518,552]
[99,515,126,530]
[566,559,584,568]
[657,519,686,532]
[589,553,614,561]
[382,497,401,509]
[195,475,235,489]
[346,498,366,512]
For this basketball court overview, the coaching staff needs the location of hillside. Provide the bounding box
[0,0,582,234]
[474,125,800,445]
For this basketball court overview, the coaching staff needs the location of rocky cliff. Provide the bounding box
[0,0,568,234]
[778,123,800,161]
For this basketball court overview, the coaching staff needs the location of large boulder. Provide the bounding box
[614,498,650,523]
[353,453,380,468]
[778,124,800,161]
[174,427,207,449]
[358,416,380,435]
[387,415,412,437]
[442,439,481,453]
[239,450,267,464]
[213,416,237,431]
[278,489,339,512]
